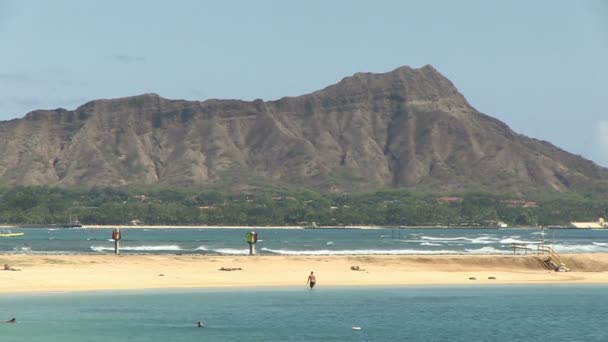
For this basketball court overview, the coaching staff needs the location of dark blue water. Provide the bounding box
[0,285,606,341]
[1,227,607,255]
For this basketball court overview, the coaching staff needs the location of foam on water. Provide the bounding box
[420,242,442,246]
[213,248,251,255]
[470,236,500,244]
[552,244,608,253]
[420,236,471,241]
[260,247,460,255]
[419,236,500,244]
[499,237,539,244]
[90,245,183,252]
[464,246,507,254]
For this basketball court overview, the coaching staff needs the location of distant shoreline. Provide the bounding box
[2,224,583,229]
[3,224,555,230]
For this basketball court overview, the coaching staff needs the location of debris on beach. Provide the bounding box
[219,267,242,271]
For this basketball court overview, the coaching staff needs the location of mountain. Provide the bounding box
[1,65,607,194]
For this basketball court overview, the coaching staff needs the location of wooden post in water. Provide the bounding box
[246,231,258,255]
[112,227,122,255]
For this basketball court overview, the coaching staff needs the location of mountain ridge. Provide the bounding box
[1,65,606,194]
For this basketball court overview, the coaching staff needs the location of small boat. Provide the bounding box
[304,221,319,229]
[0,231,24,238]
[63,215,82,228]
[63,221,82,228]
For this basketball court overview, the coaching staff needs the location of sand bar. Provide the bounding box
[1,254,608,294]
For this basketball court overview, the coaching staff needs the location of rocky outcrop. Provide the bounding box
[0,65,606,193]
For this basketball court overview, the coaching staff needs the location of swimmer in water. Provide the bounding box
[307,271,316,289]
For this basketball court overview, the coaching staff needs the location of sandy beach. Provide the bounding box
[1,254,608,294]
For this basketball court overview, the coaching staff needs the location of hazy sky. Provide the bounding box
[1,0,607,166]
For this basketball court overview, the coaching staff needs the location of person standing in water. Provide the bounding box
[307,271,316,289]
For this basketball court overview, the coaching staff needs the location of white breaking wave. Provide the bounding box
[470,237,500,244]
[420,236,471,241]
[552,244,608,253]
[195,246,209,251]
[213,248,251,255]
[464,246,507,254]
[592,242,608,247]
[499,238,539,245]
[419,236,498,244]
[326,241,335,245]
[260,248,461,255]
[419,242,442,246]
[90,245,182,252]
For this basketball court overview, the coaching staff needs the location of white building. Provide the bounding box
[569,218,607,228]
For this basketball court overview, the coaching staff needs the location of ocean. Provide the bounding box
[1,227,607,255]
[1,285,607,341]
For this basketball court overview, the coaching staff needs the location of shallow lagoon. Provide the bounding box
[1,285,607,341]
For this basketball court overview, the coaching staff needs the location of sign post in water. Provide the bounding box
[112,228,122,255]
[246,231,258,255]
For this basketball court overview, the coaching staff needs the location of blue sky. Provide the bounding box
[1,0,607,166]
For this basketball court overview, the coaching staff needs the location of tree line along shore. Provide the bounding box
[0,186,606,227]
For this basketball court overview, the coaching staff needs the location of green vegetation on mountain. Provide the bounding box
[1,186,606,227]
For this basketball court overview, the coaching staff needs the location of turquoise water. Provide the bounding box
[2,227,608,255]
[1,285,607,341]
